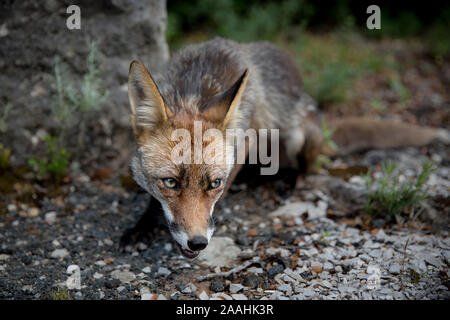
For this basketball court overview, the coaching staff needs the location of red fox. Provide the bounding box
[122,37,449,259]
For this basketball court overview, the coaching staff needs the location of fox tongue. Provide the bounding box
[177,244,199,259]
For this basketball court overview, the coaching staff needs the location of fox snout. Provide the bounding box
[168,217,215,259]
[188,236,208,251]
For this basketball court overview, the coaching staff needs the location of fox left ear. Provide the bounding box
[203,69,249,130]
[128,61,174,136]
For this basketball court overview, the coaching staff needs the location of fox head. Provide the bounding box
[127,61,248,259]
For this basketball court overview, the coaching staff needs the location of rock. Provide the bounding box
[210,293,233,300]
[323,262,334,272]
[242,274,261,289]
[210,278,226,292]
[229,283,244,293]
[44,211,57,225]
[7,204,17,212]
[50,248,69,259]
[28,207,39,217]
[247,267,264,274]
[0,254,10,261]
[156,267,171,277]
[267,263,284,278]
[389,264,401,275]
[117,286,126,293]
[110,270,136,283]
[182,283,197,294]
[66,265,81,290]
[303,288,315,297]
[198,291,209,300]
[141,293,154,300]
[269,201,327,220]
[104,279,121,289]
[93,272,103,279]
[142,266,151,273]
[198,237,241,268]
[311,262,323,274]
[371,219,386,229]
[236,234,250,246]
[231,294,248,300]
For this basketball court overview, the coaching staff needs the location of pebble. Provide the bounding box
[231,294,248,300]
[198,291,209,300]
[210,278,226,292]
[142,266,151,273]
[242,274,261,289]
[44,211,57,225]
[110,270,136,283]
[268,263,284,278]
[50,248,69,259]
[228,283,243,293]
[389,264,401,275]
[156,267,171,277]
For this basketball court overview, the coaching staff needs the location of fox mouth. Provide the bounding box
[176,243,200,259]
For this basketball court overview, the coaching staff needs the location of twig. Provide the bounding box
[196,258,258,282]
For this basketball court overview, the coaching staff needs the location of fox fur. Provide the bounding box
[125,37,448,258]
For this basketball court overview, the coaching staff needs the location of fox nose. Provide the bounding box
[187,236,208,251]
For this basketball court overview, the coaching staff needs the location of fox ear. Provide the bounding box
[203,69,249,130]
[128,61,173,135]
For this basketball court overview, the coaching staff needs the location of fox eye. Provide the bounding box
[209,178,222,190]
[162,178,179,189]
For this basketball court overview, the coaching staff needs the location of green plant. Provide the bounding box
[364,161,435,217]
[52,41,109,128]
[28,135,71,180]
[321,119,338,152]
[0,144,11,169]
[51,288,71,300]
[389,77,410,109]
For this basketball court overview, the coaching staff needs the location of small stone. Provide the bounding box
[303,288,315,297]
[210,277,226,292]
[198,291,209,300]
[389,264,401,275]
[311,264,323,274]
[231,294,248,300]
[323,262,334,272]
[141,293,154,300]
[66,265,81,290]
[369,250,382,259]
[103,238,114,246]
[93,272,103,279]
[142,266,151,273]
[7,204,17,212]
[51,248,69,259]
[104,279,121,289]
[210,293,233,300]
[229,283,244,293]
[28,208,39,217]
[236,234,250,246]
[117,286,126,293]
[198,237,241,268]
[242,274,261,289]
[157,267,171,277]
[110,270,136,283]
[44,211,57,224]
[247,267,264,274]
[268,263,284,278]
[0,254,10,261]
[95,260,106,267]
[371,219,386,229]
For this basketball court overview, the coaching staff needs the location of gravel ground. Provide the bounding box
[0,147,449,300]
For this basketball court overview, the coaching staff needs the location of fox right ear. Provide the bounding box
[128,61,173,135]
